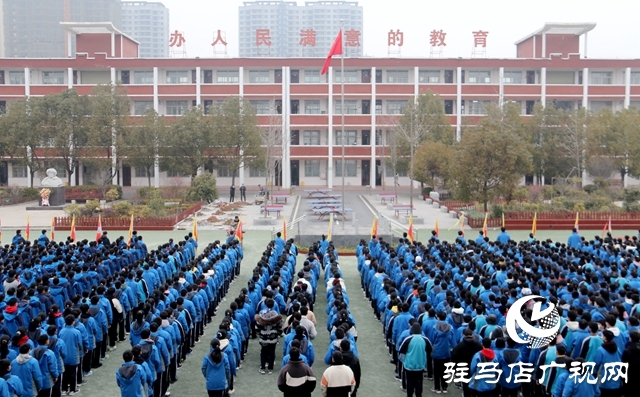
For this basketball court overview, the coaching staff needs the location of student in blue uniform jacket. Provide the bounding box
[116,350,147,397]
[10,343,42,397]
[32,334,60,397]
[201,339,230,397]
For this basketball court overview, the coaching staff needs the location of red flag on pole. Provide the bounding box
[96,215,102,242]
[321,30,342,75]
[70,216,76,242]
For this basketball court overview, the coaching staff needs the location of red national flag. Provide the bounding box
[234,218,244,242]
[321,30,342,75]
[96,215,103,243]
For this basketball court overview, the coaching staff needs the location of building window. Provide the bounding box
[217,70,239,84]
[9,71,24,85]
[166,100,189,115]
[591,101,613,112]
[12,164,27,178]
[42,71,64,85]
[335,130,357,145]
[133,101,153,116]
[249,100,271,114]
[386,70,409,84]
[166,70,189,84]
[503,71,523,84]
[335,160,357,177]
[167,169,187,177]
[334,100,358,114]
[631,72,640,85]
[249,70,270,83]
[386,100,408,114]
[135,167,155,178]
[335,70,358,83]
[468,100,490,115]
[591,71,613,85]
[305,100,321,114]
[304,70,320,83]
[385,162,407,177]
[217,166,238,178]
[467,71,491,84]
[134,71,154,84]
[304,160,320,177]
[249,167,266,177]
[303,130,321,145]
[419,70,440,83]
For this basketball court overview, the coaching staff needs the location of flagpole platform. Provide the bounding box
[26,206,67,211]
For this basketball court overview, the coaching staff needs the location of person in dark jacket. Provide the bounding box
[622,331,640,397]
[277,347,316,397]
[451,328,482,397]
[255,299,282,374]
[339,340,361,397]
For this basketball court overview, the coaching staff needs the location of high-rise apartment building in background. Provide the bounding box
[0,0,122,58]
[122,1,170,58]
[239,1,363,57]
[0,0,169,58]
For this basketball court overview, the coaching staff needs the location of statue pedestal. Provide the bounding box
[27,187,66,211]
[46,187,65,206]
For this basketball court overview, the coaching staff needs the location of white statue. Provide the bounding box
[40,168,63,187]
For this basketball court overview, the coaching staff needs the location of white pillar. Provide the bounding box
[584,32,588,58]
[327,67,334,188]
[456,67,462,142]
[195,66,201,106]
[625,67,631,109]
[67,68,73,89]
[542,32,546,58]
[111,32,115,57]
[414,66,419,100]
[370,66,376,189]
[110,67,116,85]
[583,68,589,109]
[153,67,159,112]
[498,67,504,108]
[541,67,546,107]
[281,66,290,188]
[26,148,32,188]
[24,68,30,97]
[67,32,73,58]
[238,66,244,97]
[153,66,160,188]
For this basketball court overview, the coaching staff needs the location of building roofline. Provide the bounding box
[60,22,141,45]
[514,22,596,45]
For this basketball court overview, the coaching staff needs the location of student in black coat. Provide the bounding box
[339,339,361,397]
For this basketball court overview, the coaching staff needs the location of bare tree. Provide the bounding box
[557,107,590,187]
[259,114,283,216]
[394,92,450,208]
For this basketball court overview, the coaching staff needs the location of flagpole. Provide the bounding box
[340,19,345,230]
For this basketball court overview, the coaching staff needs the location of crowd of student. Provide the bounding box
[358,228,640,397]
[0,226,244,397]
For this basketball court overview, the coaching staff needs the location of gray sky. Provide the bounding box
[159,0,638,59]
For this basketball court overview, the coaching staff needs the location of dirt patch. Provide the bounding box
[206,216,221,222]
[218,201,249,211]
[222,219,235,225]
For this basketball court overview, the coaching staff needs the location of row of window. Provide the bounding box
[4,69,640,86]
[303,160,406,178]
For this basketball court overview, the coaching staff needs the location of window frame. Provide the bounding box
[386,70,409,84]
[165,100,189,116]
[217,70,239,84]
[467,70,491,84]
[335,130,357,145]
[42,71,64,85]
[304,100,321,114]
[9,71,25,85]
[334,160,357,177]
[303,130,321,145]
[133,71,154,84]
[304,160,320,177]
[133,101,154,116]
[335,70,358,83]
[590,71,613,85]
[386,100,408,115]
[419,70,440,84]
[12,164,27,178]
[334,100,358,115]
[248,100,271,115]
[135,167,155,178]
[304,70,321,83]
[166,70,189,84]
[248,70,270,84]
[503,71,523,84]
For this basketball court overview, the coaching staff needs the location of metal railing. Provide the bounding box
[271,214,307,240]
